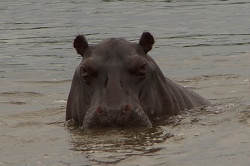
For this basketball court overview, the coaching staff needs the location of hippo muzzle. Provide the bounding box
[82,105,152,129]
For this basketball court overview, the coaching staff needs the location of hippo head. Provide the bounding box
[67,32,158,129]
[66,32,210,129]
[67,32,159,128]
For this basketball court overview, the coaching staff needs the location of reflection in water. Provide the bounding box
[67,123,173,164]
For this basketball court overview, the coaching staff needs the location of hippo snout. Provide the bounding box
[82,105,152,129]
[95,105,132,118]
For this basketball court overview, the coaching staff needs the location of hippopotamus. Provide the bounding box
[66,32,211,129]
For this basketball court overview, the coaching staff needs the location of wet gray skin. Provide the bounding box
[66,32,211,129]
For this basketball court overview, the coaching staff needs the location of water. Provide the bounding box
[0,0,250,165]
[1,0,250,81]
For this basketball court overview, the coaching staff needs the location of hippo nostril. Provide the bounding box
[124,105,132,113]
[96,106,105,115]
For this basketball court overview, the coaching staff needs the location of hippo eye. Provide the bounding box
[136,64,147,77]
[81,67,92,84]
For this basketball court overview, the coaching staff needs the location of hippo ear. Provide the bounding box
[139,32,155,54]
[73,35,89,57]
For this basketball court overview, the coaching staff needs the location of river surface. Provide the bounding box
[0,0,250,165]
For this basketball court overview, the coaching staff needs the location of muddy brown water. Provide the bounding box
[1,0,250,165]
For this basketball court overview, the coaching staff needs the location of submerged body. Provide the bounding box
[66,32,211,129]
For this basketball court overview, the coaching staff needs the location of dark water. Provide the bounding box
[1,0,250,165]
